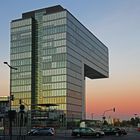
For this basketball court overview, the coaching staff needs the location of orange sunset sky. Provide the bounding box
[0,0,140,120]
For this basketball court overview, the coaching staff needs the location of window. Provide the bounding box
[42,68,66,76]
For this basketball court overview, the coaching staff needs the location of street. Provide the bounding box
[1,128,140,140]
[26,131,140,140]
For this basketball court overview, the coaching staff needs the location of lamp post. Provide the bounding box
[4,62,17,140]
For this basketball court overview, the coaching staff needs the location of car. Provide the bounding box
[27,128,40,135]
[137,127,140,132]
[71,127,104,137]
[101,127,127,136]
[28,127,55,136]
[120,128,127,135]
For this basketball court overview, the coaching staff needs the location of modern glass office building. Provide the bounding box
[10,5,109,126]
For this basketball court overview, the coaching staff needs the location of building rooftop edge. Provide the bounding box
[11,5,108,51]
[11,5,65,22]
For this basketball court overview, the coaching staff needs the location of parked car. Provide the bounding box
[71,127,104,137]
[28,127,55,136]
[137,127,140,132]
[27,128,40,135]
[120,128,127,135]
[101,127,127,136]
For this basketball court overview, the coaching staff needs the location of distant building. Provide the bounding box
[0,96,9,115]
[0,96,9,133]
[10,5,109,126]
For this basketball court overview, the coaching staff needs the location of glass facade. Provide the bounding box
[11,18,32,110]
[40,11,67,125]
[10,5,109,126]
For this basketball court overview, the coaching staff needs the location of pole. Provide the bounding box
[72,114,74,129]
[4,62,17,140]
[102,108,115,125]
[19,112,23,140]
[3,113,5,140]
[91,113,94,120]
[19,99,29,133]
[9,68,12,140]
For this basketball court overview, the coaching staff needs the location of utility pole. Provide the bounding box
[102,107,115,125]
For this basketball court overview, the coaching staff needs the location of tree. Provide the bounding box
[130,117,140,126]
[120,120,130,127]
[130,117,135,126]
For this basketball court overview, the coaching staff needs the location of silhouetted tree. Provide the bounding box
[120,120,131,127]
[130,117,140,126]
[103,120,108,125]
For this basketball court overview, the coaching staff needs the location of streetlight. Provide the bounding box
[4,62,18,70]
[4,62,17,140]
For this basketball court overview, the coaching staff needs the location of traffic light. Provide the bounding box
[113,108,115,112]
[10,95,14,101]
[19,104,25,126]
[102,116,106,120]
[20,104,25,111]
[19,99,22,104]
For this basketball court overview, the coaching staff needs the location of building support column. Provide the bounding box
[81,62,86,120]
